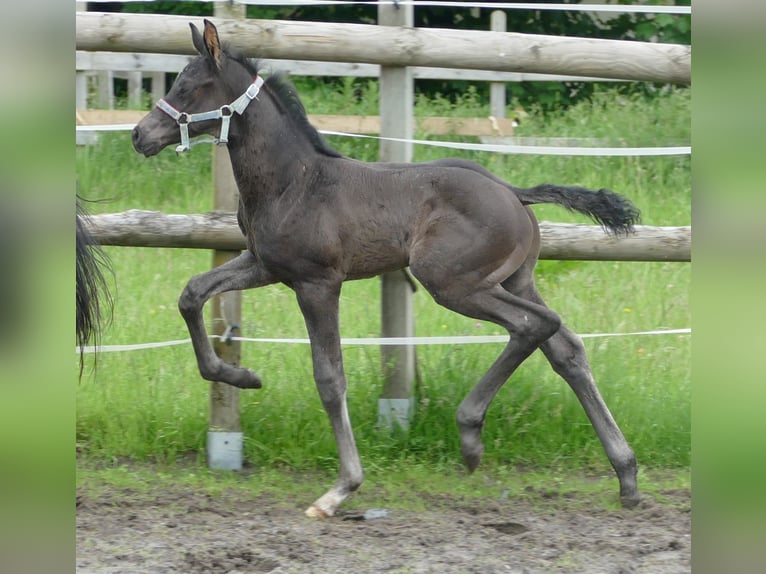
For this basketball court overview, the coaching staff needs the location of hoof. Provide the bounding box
[458,420,484,473]
[305,505,331,519]
[224,367,262,389]
[202,364,262,389]
[463,453,481,474]
[240,369,262,389]
[620,493,642,509]
[461,443,484,473]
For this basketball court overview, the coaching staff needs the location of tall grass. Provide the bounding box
[76,83,690,474]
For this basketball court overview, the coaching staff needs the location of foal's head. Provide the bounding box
[132,19,256,156]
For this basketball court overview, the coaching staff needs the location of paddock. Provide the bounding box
[75,6,691,562]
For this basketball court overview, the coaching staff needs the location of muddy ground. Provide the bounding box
[76,475,690,574]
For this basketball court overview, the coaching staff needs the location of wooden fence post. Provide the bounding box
[207,0,246,471]
[490,10,507,120]
[127,71,143,109]
[377,1,416,430]
[76,1,89,111]
[149,72,166,104]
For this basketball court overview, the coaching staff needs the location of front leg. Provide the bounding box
[293,279,364,518]
[178,251,276,389]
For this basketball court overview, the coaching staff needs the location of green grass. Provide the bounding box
[76,84,690,478]
[76,460,690,514]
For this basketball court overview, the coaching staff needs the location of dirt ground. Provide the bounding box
[76,476,690,574]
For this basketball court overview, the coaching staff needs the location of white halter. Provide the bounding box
[155,76,265,153]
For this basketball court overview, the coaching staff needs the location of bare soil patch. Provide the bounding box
[76,476,690,573]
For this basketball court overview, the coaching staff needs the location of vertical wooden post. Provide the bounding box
[75,72,87,110]
[75,2,91,145]
[207,1,246,471]
[96,70,113,109]
[127,71,143,109]
[75,3,87,109]
[490,10,507,120]
[149,72,166,105]
[377,1,416,430]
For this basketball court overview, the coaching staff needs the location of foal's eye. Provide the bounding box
[193,80,215,96]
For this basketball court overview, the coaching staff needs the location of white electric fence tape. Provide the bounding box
[77,328,690,355]
[76,123,690,157]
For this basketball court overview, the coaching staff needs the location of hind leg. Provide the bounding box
[522,286,640,507]
[541,325,640,507]
[410,261,561,472]
[451,288,561,472]
[408,185,560,472]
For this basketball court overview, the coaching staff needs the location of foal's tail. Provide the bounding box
[512,183,641,236]
[426,158,640,236]
[77,196,113,374]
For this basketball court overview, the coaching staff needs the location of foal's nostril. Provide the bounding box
[131,126,141,148]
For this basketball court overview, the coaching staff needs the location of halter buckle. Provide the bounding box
[245,81,262,100]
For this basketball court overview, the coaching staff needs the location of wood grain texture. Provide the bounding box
[86,211,691,262]
[76,12,690,84]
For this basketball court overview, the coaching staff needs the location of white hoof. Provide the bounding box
[305,505,332,519]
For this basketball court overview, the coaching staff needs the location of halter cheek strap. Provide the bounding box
[156,75,265,153]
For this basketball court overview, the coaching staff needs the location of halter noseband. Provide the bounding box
[156,75,265,153]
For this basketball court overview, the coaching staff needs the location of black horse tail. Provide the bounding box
[76,196,113,374]
[424,158,640,236]
[512,183,641,236]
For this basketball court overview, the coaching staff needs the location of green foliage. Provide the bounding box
[76,85,689,475]
[104,2,213,17]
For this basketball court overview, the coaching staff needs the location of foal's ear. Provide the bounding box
[190,22,207,57]
[202,19,223,69]
[189,20,223,68]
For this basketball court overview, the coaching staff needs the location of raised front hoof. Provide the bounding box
[305,505,332,519]
[202,365,262,389]
[234,368,262,389]
[620,492,642,509]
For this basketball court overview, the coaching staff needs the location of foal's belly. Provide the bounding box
[341,227,411,280]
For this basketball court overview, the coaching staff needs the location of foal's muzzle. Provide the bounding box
[131,124,160,157]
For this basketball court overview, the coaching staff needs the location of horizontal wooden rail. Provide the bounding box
[75,50,628,84]
[76,12,691,84]
[76,109,518,136]
[84,210,691,262]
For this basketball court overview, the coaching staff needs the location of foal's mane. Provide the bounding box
[227,49,342,158]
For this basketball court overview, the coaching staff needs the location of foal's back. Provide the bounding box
[290,157,536,282]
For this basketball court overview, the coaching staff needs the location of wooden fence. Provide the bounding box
[75,6,691,448]
[84,211,691,263]
[75,12,690,83]
[75,49,629,107]
[75,9,625,136]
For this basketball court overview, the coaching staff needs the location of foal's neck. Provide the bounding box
[226,84,321,201]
